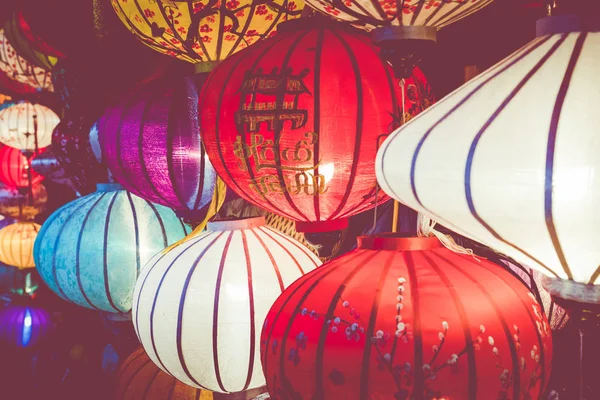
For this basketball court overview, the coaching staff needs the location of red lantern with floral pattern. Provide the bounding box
[261,235,552,399]
[200,19,433,233]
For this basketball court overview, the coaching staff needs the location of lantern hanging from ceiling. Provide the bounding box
[117,347,269,400]
[0,304,51,347]
[0,221,40,269]
[133,216,321,393]
[99,73,217,219]
[0,146,44,188]
[201,20,433,234]
[0,102,59,151]
[34,183,190,314]
[3,11,58,71]
[261,235,553,399]
[52,114,109,196]
[0,183,47,220]
[306,0,494,77]
[110,0,305,67]
[0,29,53,92]
[375,17,600,306]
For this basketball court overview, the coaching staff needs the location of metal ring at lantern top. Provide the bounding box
[357,234,442,251]
[207,216,266,231]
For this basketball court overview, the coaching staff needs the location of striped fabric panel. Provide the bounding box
[133,222,320,393]
[0,102,59,150]
[377,32,600,285]
[0,221,39,269]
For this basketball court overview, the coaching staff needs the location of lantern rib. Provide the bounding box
[144,232,214,380]
[75,192,109,311]
[176,231,226,390]
[313,250,381,397]
[125,192,142,275]
[225,1,258,62]
[312,29,324,222]
[258,227,309,275]
[165,93,192,208]
[403,252,425,397]
[142,368,162,398]
[241,230,257,391]
[185,1,212,62]
[146,200,169,248]
[326,29,364,221]
[542,33,587,282]
[251,229,285,291]
[211,231,234,393]
[260,226,320,268]
[435,251,522,399]
[423,251,477,399]
[155,2,198,62]
[102,192,127,314]
[122,358,153,397]
[359,250,396,398]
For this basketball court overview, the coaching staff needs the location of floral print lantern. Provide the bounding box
[200,20,433,235]
[261,235,552,399]
[98,74,217,220]
[117,347,269,400]
[0,102,59,151]
[306,0,494,77]
[110,0,304,70]
[0,221,40,269]
[0,29,53,92]
[133,216,321,393]
[3,11,58,71]
[0,146,44,188]
[34,183,190,314]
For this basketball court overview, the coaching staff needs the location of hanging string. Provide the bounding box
[416,212,479,259]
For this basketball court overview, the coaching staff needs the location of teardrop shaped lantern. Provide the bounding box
[0,102,59,151]
[117,347,269,400]
[99,74,217,219]
[376,17,600,306]
[111,0,305,67]
[0,305,51,347]
[0,183,47,220]
[133,216,321,393]
[0,146,44,188]
[0,29,53,92]
[0,221,40,269]
[306,0,494,77]
[3,11,58,70]
[34,183,190,314]
[201,20,433,234]
[261,235,553,399]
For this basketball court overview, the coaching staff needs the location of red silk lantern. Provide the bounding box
[201,20,433,233]
[0,146,43,188]
[261,235,552,399]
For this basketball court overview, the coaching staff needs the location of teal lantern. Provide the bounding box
[34,183,190,314]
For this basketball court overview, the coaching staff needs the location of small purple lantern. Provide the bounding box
[98,73,217,220]
[0,304,51,348]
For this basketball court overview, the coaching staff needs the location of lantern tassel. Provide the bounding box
[417,212,478,260]
[161,176,227,254]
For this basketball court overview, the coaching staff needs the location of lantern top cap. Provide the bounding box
[96,183,124,192]
[357,234,442,251]
[208,216,266,231]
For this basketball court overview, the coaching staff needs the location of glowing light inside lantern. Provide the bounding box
[21,308,32,347]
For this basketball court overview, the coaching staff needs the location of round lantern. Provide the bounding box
[3,11,58,71]
[52,114,109,195]
[0,102,59,151]
[261,235,553,399]
[0,29,53,92]
[99,74,217,218]
[0,183,47,220]
[200,20,433,234]
[306,0,494,77]
[133,216,321,393]
[0,221,40,269]
[34,183,190,314]
[0,146,44,188]
[117,347,269,400]
[0,305,51,347]
[111,0,305,66]
[375,17,600,305]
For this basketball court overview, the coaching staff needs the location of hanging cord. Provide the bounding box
[417,213,479,259]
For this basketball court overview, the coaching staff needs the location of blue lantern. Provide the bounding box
[34,183,190,314]
[0,305,51,347]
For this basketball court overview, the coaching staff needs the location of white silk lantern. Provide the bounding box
[132,216,321,393]
[376,16,600,303]
[0,102,59,151]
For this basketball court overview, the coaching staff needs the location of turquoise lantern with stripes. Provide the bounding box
[34,183,190,314]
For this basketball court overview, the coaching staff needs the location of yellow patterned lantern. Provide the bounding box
[110,0,304,68]
[0,221,39,269]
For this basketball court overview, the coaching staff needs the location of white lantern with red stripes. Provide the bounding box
[132,216,321,394]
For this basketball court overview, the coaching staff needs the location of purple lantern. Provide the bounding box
[98,73,217,220]
[0,304,52,348]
